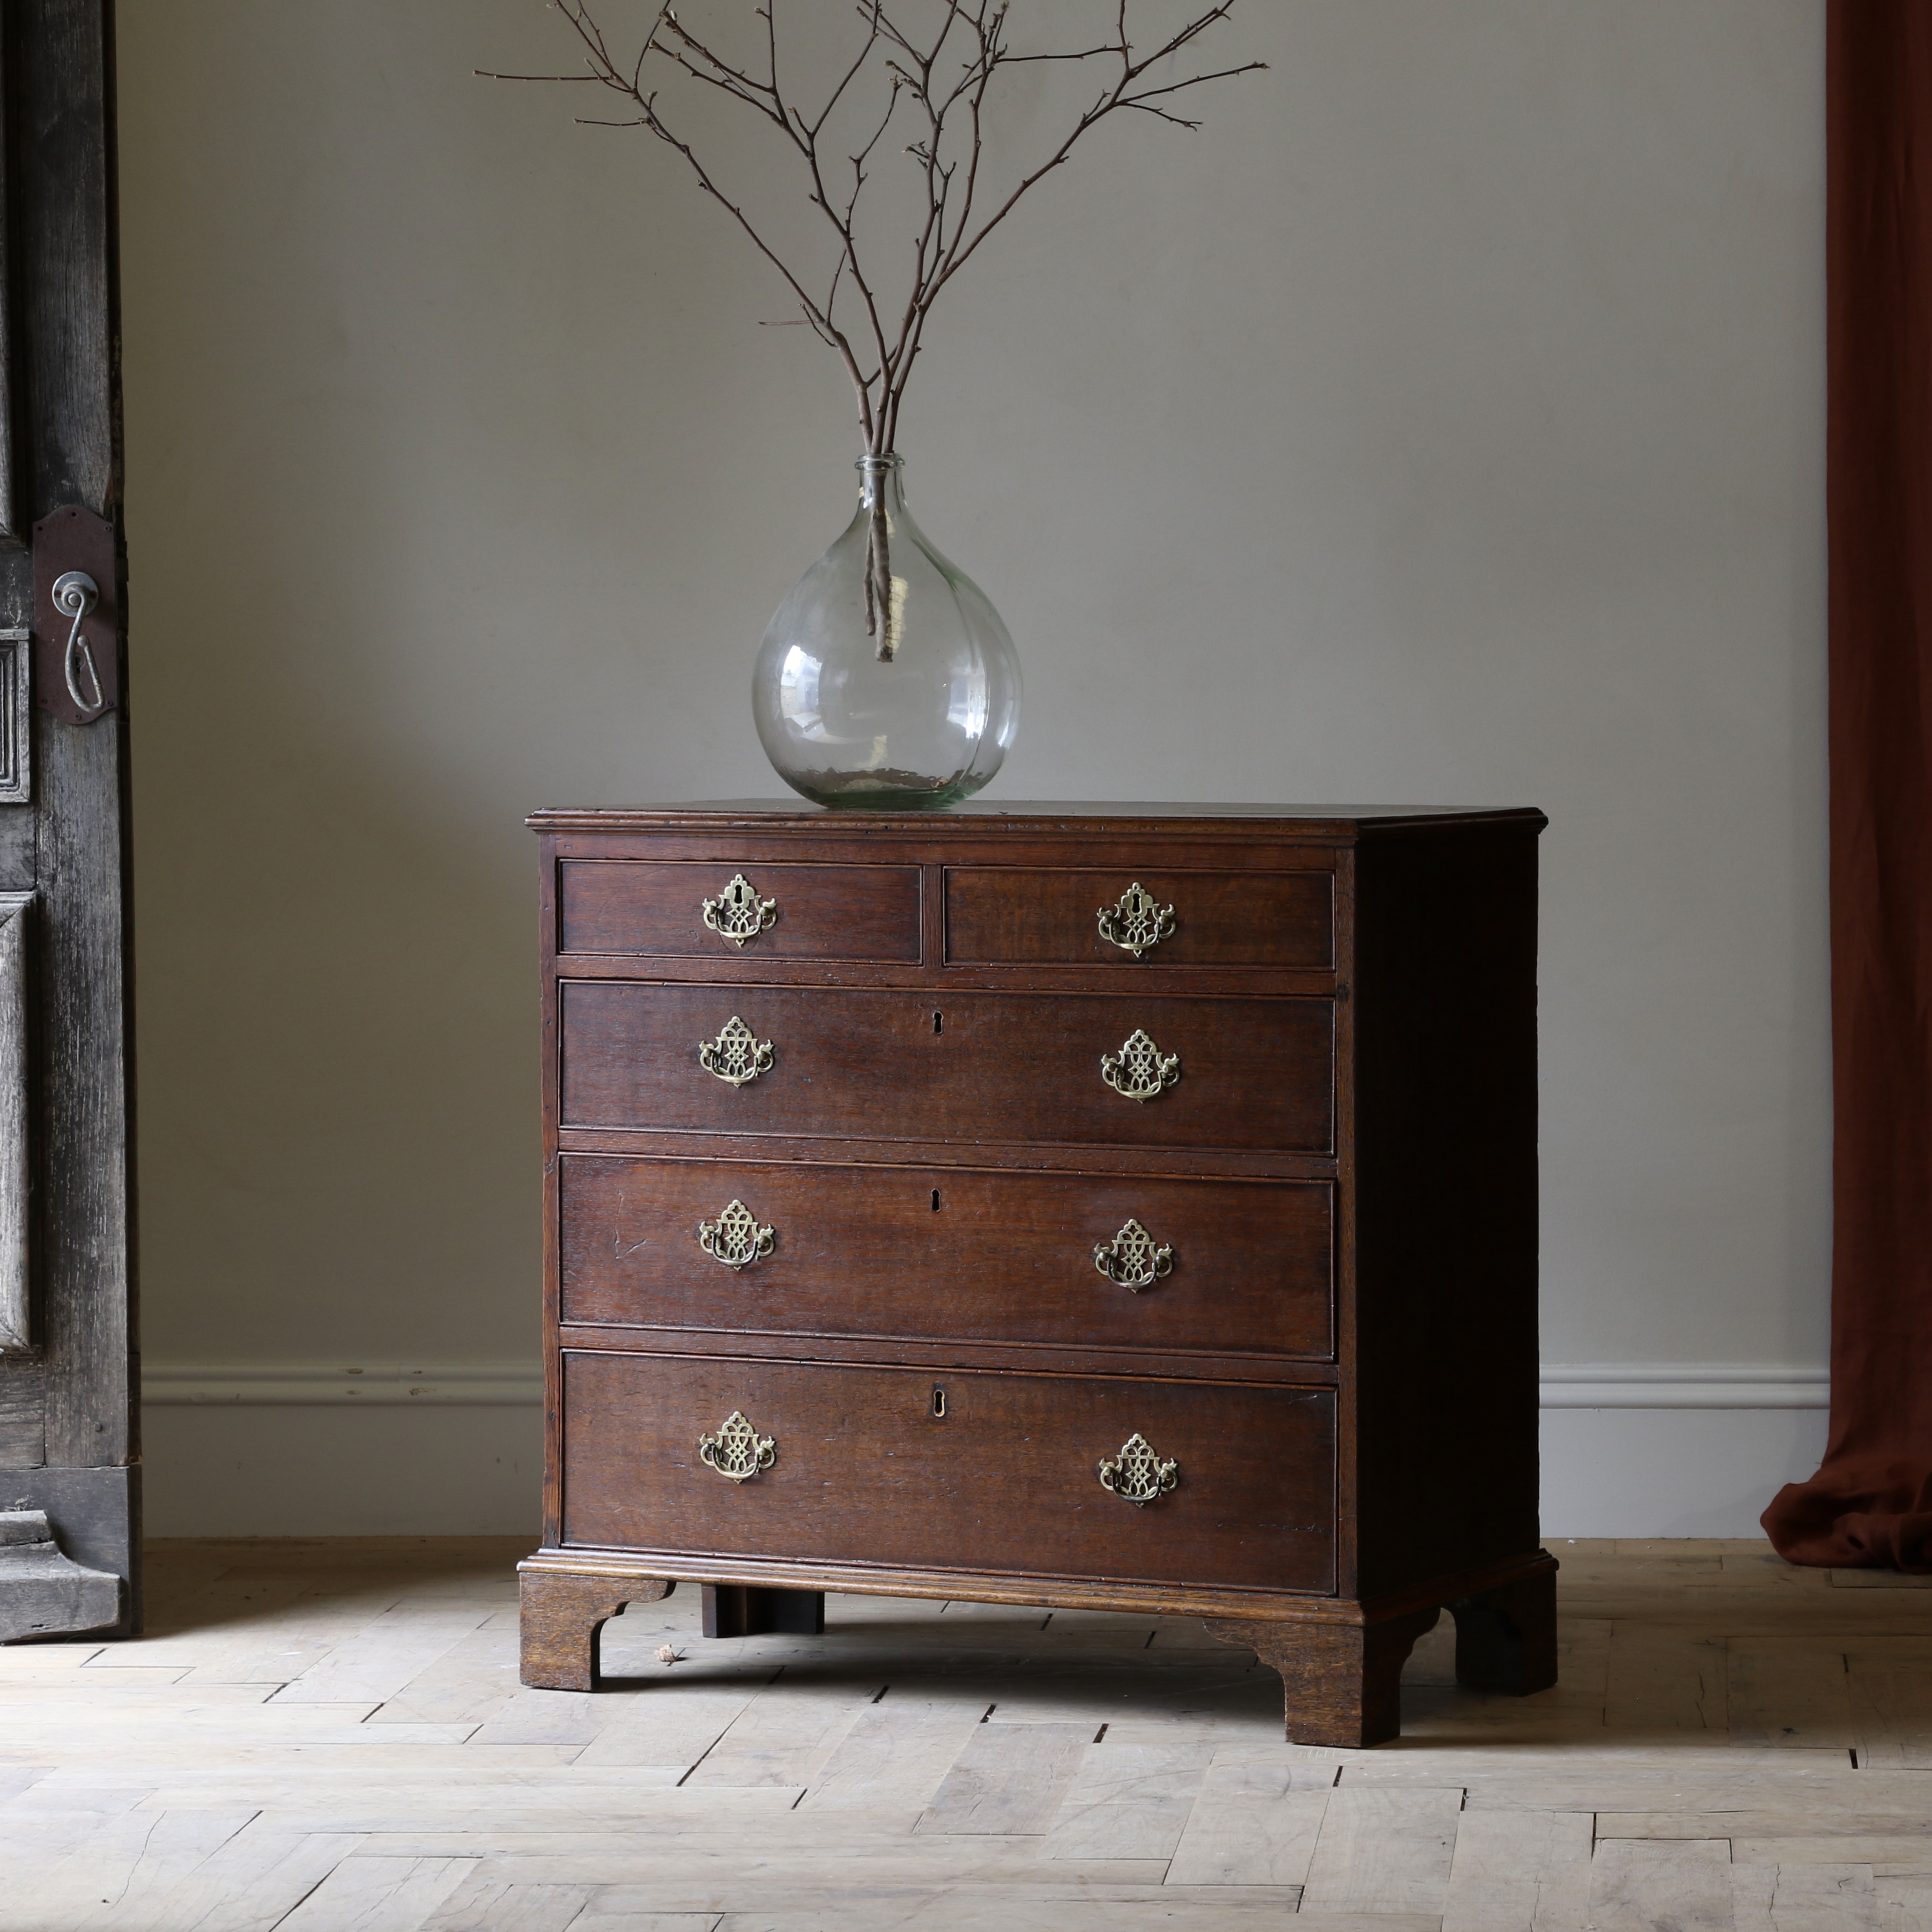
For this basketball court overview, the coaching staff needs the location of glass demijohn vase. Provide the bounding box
[753,454,1021,809]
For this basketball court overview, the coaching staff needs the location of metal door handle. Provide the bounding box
[50,572,103,716]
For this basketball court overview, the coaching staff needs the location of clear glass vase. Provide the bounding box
[752,454,1021,809]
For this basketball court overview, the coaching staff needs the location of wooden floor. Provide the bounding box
[0,1539,1928,1929]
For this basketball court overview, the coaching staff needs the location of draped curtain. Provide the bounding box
[1763,1,1932,1569]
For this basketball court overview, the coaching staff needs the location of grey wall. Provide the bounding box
[119,1,1827,1534]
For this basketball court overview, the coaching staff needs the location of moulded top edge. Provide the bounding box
[527,800,1548,834]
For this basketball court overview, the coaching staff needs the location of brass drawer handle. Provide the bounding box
[1100,1027,1181,1101]
[697,1199,776,1271]
[698,1015,775,1087]
[701,873,779,947]
[1094,1219,1174,1291]
[699,1410,778,1483]
[1097,883,1176,958]
[1098,1432,1180,1507]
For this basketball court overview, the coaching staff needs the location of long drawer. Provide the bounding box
[559,1156,1335,1363]
[559,984,1334,1153]
[560,1351,1336,1593]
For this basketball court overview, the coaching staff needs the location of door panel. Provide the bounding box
[0,0,139,1641]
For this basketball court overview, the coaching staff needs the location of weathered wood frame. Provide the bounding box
[0,632,29,804]
[0,892,31,1354]
[0,0,139,1633]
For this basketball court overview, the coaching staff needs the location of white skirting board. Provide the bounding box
[137,1361,1832,1539]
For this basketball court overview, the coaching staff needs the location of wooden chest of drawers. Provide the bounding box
[519,801,1555,1747]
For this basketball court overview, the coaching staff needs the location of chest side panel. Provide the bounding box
[1349,820,1543,1597]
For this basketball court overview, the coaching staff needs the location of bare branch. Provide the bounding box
[491,0,1260,455]
[1121,62,1269,110]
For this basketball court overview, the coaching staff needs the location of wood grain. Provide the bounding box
[943,866,1334,968]
[1299,1785,1462,1916]
[1,0,138,1641]
[560,982,1336,1154]
[1165,1761,1329,1884]
[0,894,31,1352]
[561,1350,1337,1593]
[536,805,1544,1744]
[1585,1839,1734,1932]
[12,1535,1929,1924]
[559,859,922,963]
[1204,1606,1440,1748]
[517,1568,673,1691]
[559,1154,1335,1366]
[0,1354,41,1468]
[915,1721,1090,1834]
[1727,1639,1855,1751]
[1439,1808,1594,1932]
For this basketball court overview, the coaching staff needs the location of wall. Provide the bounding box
[117,1,1828,1537]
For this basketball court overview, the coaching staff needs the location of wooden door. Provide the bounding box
[0,1,139,1638]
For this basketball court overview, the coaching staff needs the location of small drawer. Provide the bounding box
[560,985,1334,1154]
[560,1156,1335,1364]
[561,1351,1336,1593]
[558,861,922,961]
[945,868,1334,968]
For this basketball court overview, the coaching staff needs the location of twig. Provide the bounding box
[488,1,1262,465]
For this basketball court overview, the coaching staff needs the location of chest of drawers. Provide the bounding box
[519,801,1555,1747]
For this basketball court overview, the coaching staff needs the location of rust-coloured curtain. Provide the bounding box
[1763,2,1932,1570]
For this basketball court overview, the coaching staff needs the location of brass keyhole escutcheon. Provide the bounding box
[700,873,779,947]
[931,1386,947,1419]
[1097,883,1176,958]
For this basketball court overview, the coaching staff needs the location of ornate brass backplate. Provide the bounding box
[700,873,779,946]
[1098,1431,1180,1507]
[1093,1218,1174,1291]
[698,1410,778,1483]
[1100,1027,1181,1101]
[1097,882,1176,958]
[698,1015,775,1087]
[696,1198,776,1271]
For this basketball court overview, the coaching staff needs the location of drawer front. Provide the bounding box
[946,868,1334,968]
[560,1157,1334,1363]
[560,985,1334,1153]
[558,861,922,961]
[561,1351,1336,1593]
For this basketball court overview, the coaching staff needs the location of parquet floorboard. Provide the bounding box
[0,1537,1929,1927]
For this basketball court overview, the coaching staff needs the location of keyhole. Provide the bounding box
[931,1189,942,1211]
[931,1386,947,1419]
[932,1010,943,1034]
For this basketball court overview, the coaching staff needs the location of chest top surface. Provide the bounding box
[529,800,1547,838]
